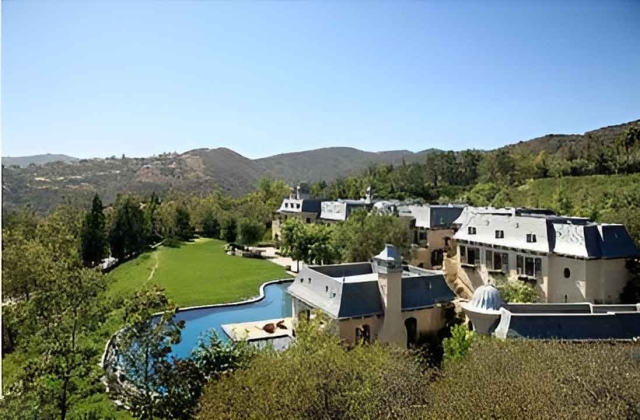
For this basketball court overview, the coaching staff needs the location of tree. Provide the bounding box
[144,192,161,244]
[552,187,574,216]
[620,259,640,303]
[202,211,221,238]
[279,219,309,271]
[197,316,429,420]
[332,211,410,263]
[238,219,265,246]
[81,194,108,267]
[113,286,184,420]
[109,195,146,261]
[221,218,238,243]
[18,266,109,420]
[174,204,193,241]
[153,331,255,420]
[2,227,52,301]
[620,124,639,168]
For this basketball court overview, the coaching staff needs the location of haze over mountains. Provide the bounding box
[2,119,637,214]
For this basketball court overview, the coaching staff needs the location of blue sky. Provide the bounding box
[2,1,639,159]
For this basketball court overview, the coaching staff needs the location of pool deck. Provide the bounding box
[222,317,294,341]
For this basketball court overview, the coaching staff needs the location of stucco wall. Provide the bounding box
[548,256,587,303]
[456,242,631,304]
[402,306,447,337]
[585,258,629,303]
[338,316,384,344]
[456,243,551,301]
[410,247,431,268]
[428,228,454,251]
[336,307,446,347]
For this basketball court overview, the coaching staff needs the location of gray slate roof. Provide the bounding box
[398,204,465,229]
[494,306,640,340]
[277,198,324,215]
[287,263,454,319]
[454,208,639,259]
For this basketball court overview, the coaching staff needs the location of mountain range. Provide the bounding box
[2,119,637,214]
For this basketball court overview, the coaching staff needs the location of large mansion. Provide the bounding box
[287,245,455,348]
[453,207,639,303]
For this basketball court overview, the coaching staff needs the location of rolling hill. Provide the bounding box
[504,119,640,158]
[2,153,79,167]
[2,119,637,214]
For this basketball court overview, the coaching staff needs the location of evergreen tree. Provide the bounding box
[80,194,108,267]
[174,205,193,240]
[144,192,161,244]
[109,195,146,261]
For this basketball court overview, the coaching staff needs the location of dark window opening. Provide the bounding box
[495,230,504,239]
[431,249,444,267]
[518,255,542,278]
[405,317,417,348]
[564,268,571,278]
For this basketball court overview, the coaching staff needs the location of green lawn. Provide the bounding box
[3,237,289,416]
[108,237,291,307]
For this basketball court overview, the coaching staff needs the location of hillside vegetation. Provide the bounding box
[4,119,638,214]
[2,153,79,167]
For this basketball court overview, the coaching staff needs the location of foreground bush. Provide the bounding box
[197,318,430,420]
[429,339,640,419]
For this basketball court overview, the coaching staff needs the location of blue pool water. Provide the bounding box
[169,280,292,359]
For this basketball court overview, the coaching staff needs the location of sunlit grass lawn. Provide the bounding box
[3,237,290,416]
[108,237,291,307]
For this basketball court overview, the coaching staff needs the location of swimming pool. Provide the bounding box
[168,280,293,359]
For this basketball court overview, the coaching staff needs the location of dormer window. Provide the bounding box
[296,203,301,209]
[468,226,477,235]
[495,230,504,239]
[285,203,289,208]
[526,233,537,243]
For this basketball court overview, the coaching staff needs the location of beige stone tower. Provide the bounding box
[375,244,407,347]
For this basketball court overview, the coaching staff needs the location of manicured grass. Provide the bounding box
[108,238,291,307]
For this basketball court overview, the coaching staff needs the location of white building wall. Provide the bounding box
[457,243,630,304]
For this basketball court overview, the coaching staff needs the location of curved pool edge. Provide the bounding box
[100,277,293,370]
[174,277,294,313]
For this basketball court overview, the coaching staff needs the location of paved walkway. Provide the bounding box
[251,246,303,274]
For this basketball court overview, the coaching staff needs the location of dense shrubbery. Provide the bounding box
[197,317,430,420]
[429,339,640,419]
[197,319,640,420]
[497,281,540,303]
